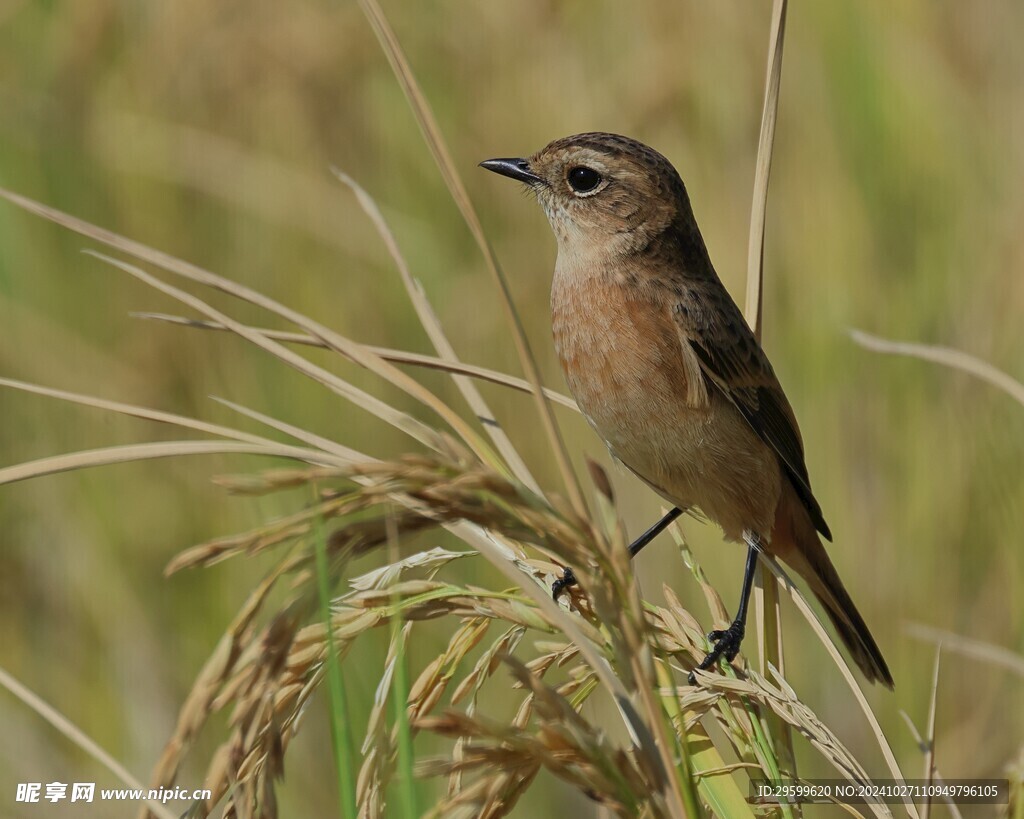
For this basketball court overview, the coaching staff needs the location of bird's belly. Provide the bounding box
[552,283,780,540]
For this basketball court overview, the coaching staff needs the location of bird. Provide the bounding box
[480,132,893,687]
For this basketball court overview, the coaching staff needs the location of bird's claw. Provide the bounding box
[705,626,744,660]
[551,567,577,600]
[688,620,745,685]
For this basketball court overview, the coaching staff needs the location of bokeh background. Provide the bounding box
[1,1,1022,815]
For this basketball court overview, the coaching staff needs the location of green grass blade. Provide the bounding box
[311,492,358,818]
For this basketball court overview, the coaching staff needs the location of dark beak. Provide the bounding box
[479,157,545,186]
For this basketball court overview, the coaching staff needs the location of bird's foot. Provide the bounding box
[688,619,745,685]
[551,567,577,600]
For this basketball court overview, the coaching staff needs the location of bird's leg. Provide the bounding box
[629,506,684,558]
[551,507,684,599]
[688,533,761,684]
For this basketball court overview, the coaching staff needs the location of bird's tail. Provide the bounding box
[771,486,894,688]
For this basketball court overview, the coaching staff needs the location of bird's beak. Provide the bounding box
[479,157,545,187]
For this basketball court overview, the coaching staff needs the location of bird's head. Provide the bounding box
[481,132,691,256]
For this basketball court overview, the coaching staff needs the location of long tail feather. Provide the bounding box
[772,484,894,688]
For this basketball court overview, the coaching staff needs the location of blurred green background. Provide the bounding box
[1,0,1021,815]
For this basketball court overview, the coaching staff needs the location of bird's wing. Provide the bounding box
[672,284,832,541]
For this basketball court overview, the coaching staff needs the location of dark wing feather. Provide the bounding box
[673,284,832,541]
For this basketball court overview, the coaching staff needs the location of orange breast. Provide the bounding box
[551,273,693,455]
[550,266,782,540]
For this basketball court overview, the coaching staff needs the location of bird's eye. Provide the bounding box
[567,166,602,194]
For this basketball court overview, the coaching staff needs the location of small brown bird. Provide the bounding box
[482,133,893,687]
